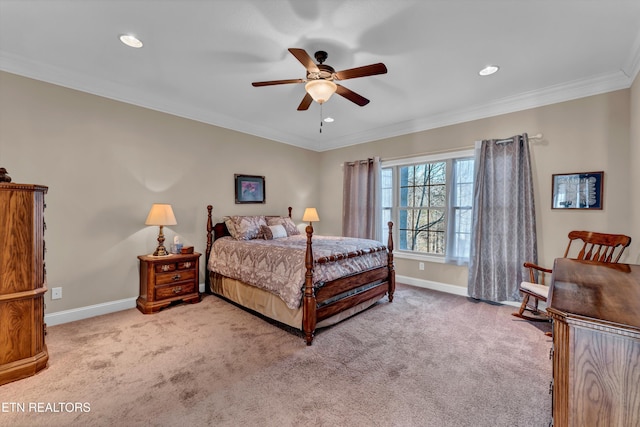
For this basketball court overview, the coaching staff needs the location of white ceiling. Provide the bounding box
[1,1,639,152]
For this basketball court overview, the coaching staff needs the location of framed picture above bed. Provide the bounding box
[235,174,265,204]
[551,171,603,209]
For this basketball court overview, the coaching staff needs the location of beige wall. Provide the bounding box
[0,70,635,312]
[631,72,640,263]
[319,90,633,288]
[0,71,320,312]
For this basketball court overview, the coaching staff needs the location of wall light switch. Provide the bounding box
[51,287,62,300]
[419,262,425,271]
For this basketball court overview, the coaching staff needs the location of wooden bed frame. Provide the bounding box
[205,205,395,345]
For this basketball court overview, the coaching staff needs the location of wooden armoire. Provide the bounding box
[0,183,49,385]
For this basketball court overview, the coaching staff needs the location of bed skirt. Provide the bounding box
[209,272,381,330]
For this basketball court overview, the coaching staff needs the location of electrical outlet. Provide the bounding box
[419,262,425,271]
[51,287,62,300]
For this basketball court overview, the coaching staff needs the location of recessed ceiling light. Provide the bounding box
[323,117,334,123]
[479,65,499,76]
[119,34,143,48]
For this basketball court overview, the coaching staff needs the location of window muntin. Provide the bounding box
[382,150,474,260]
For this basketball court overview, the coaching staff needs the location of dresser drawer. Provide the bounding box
[156,269,196,286]
[155,282,196,300]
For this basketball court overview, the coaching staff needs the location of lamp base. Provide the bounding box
[152,245,170,257]
[152,225,171,256]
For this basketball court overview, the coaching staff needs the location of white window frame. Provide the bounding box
[382,149,474,264]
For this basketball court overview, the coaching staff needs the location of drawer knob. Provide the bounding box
[161,265,171,272]
[172,274,181,281]
[184,262,191,268]
[172,286,182,294]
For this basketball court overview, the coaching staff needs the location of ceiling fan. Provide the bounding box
[252,48,387,111]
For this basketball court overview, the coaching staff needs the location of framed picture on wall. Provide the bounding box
[551,171,603,209]
[235,174,265,204]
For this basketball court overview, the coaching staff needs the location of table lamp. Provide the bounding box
[145,204,177,256]
[302,208,320,233]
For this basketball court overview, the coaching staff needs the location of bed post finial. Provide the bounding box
[303,223,316,345]
[288,206,292,218]
[387,221,395,302]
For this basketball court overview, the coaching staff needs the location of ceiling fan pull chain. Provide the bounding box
[319,103,323,133]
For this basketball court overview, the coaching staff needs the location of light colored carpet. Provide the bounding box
[0,284,552,426]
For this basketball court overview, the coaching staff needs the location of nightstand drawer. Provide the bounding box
[156,269,196,286]
[178,261,195,270]
[154,260,195,273]
[155,282,196,300]
[137,252,201,314]
[155,263,177,273]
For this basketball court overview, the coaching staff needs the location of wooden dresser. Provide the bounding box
[547,258,640,427]
[137,252,201,314]
[0,183,49,386]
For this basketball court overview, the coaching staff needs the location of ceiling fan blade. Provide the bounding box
[252,78,305,87]
[297,93,313,111]
[288,48,320,73]
[335,63,387,80]
[335,84,370,106]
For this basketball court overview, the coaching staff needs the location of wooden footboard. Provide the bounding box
[205,205,395,345]
[302,221,395,345]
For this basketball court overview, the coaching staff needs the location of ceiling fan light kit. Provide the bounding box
[252,48,387,111]
[304,80,337,104]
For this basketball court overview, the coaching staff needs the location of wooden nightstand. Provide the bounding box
[137,252,202,314]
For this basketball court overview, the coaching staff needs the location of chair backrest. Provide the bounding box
[563,231,632,263]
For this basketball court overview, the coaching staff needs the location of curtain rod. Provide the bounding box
[342,133,544,166]
[343,157,379,167]
[495,133,543,145]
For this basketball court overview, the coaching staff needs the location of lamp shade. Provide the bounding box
[302,207,320,223]
[305,80,337,104]
[145,204,177,226]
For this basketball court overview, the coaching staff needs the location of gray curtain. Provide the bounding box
[467,134,537,302]
[342,157,381,241]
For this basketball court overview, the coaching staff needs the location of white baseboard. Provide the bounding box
[45,297,137,326]
[44,279,521,326]
[396,274,522,308]
[45,282,209,326]
[397,274,469,297]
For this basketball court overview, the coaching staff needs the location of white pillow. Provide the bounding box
[270,224,287,239]
[262,224,287,240]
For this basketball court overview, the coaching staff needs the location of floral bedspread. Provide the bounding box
[207,235,388,309]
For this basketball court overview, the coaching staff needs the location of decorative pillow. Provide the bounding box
[224,217,239,239]
[261,224,287,240]
[224,215,267,240]
[266,216,300,236]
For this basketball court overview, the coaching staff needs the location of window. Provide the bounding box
[382,149,474,263]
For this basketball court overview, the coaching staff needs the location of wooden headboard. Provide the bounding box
[207,205,293,242]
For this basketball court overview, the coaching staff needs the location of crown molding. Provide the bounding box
[1,51,634,153]
[316,70,633,151]
[623,27,640,82]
